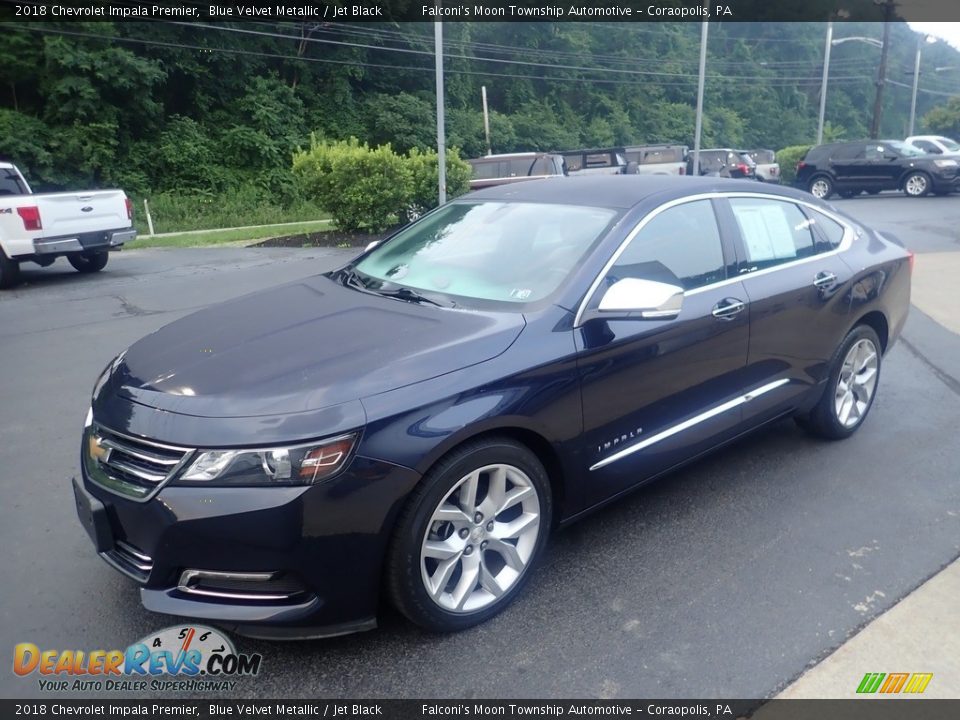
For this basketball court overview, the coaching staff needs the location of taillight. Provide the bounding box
[737,163,749,174]
[16,206,42,231]
[796,161,807,172]
[125,197,133,221]
[679,166,685,175]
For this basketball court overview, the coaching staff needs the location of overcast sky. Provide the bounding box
[908,22,960,50]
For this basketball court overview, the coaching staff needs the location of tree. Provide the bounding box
[922,98,960,138]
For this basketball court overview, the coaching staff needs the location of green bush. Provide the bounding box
[405,147,472,221]
[293,137,411,233]
[292,138,472,232]
[775,145,813,185]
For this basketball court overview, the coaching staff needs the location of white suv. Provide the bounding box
[905,135,960,156]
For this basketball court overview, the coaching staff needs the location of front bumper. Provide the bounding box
[74,454,421,639]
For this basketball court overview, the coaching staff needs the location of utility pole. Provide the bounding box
[870,1,895,139]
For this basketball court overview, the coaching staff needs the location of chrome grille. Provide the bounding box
[85,424,192,500]
[104,541,154,583]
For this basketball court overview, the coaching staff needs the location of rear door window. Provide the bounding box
[729,198,816,271]
[803,207,847,252]
[0,168,28,195]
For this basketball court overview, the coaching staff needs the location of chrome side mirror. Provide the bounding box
[597,278,684,319]
[365,240,380,252]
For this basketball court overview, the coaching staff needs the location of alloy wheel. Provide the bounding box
[834,338,879,428]
[905,174,928,197]
[810,179,830,199]
[420,463,541,613]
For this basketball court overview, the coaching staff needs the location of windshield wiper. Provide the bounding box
[338,266,367,291]
[372,286,451,308]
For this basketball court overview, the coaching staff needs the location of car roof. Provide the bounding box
[462,175,813,209]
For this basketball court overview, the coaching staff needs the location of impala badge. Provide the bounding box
[597,426,643,455]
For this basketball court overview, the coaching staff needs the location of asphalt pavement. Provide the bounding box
[1,194,958,700]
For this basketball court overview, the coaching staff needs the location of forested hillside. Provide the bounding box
[2,20,959,206]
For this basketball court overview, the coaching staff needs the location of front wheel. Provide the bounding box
[808,176,834,200]
[903,172,931,198]
[68,251,109,273]
[796,325,882,440]
[386,437,552,632]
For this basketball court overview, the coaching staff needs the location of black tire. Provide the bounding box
[386,437,552,632]
[807,175,834,200]
[795,325,882,440]
[0,250,21,289]
[838,190,857,199]
[68,251,109,273]
[903,171,931,198]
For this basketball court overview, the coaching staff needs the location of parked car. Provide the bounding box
[560,148,632,176]
[687,149,757,179]
[621,144,689,176]
[0,162,135,289]
[467,153,566,190]
[742,149,781,183]
[795,140,960,199]
[75,176,910,637]
[904,135,960,156]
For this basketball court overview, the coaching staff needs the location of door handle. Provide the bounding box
[813,271,838,288]
[712,298,746,320]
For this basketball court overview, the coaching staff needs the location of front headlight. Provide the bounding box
[934,159,958,168]
[174,433,358,486]
[92,351,126,401]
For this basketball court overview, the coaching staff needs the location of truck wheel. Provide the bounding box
[0,250,22,289]
[68,251,109,273]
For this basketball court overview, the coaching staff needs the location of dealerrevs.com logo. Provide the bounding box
[13,625,262,692]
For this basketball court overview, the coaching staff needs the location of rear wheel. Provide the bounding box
[838,190,858,199]
[68,251,109,273]
[903,171,931,198]
[386,437,552,632]
[796,325,882,440]
[808,175,834,200]
[0,250,21,289]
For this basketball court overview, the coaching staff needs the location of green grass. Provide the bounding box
[127,219,333,249]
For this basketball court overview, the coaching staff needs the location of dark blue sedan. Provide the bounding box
[74,176,911,637]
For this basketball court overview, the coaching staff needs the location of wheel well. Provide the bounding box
[854,311,889,353]
[431,427,569,524]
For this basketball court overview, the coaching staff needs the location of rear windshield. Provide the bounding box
[0,168,28,196]
[746,150,775,164]
[641,148,685,164]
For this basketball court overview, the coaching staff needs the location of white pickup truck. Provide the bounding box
[0,162,136,289]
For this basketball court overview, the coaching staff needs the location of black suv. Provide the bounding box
[795,140,960,199]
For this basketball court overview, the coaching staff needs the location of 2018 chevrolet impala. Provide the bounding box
[73,177,911,638]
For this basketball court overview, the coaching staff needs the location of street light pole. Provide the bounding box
[909,36,937,137]
[692,17,709,177]
[817,21,833,145]
[434,16,446,206]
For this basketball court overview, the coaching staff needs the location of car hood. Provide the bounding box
[101,274,524,419]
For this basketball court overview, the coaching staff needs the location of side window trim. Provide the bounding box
[574,192,856,325]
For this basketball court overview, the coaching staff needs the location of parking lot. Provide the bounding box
[1,193,959,699]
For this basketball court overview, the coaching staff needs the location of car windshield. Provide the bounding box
[353,201,619,306]
[937,137,960,151]
[887,141,925,157]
